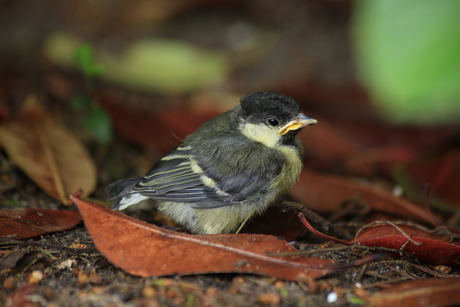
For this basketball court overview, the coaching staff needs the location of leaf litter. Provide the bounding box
[2,94,460,306]
[0,96,97,205]
[2,4,460,304]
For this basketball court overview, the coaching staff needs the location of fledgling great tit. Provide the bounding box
[107,91,317,234]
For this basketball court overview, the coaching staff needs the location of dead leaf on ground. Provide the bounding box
[365,278,460,307]
[99,90,219,153]
[353,223,460,266]
[5,284,39,307]
[240,204,307,241]
[0,96,97,204]
[402,151,460,208]
[0,249,28,270]
[299,117,361,159]
[300,215,460,267]
[71,194,331,280]
[345,146,417,177]
[0,209,82,239]
[291,170,436,225]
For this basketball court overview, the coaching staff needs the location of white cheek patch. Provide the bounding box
[239,122,282,148]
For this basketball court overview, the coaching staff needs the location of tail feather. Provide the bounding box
[107,177,150,210]
[107,177,141,200]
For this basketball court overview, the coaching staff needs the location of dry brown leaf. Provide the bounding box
[99,91,219,153]
[299,118,361,159]
[71,194,332,280]
[365,278,460,307]
[0,96,96,204]
[0,209,82,239]
[5,284,39,307]
[300,215,460,267]
[354,224,460,266]
[291,170,436,225]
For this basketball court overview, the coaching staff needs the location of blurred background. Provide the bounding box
[0,0,459,213]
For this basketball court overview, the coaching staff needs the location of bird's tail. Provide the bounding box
[107,178,142,209]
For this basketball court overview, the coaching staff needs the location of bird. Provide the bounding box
[107,91,317,234]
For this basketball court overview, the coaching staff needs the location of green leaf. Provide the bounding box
[347,296,367,305]
[83,106,113,145]
[70,95,91,110]
[75,44,104,77]
[44,33,227,93]
[100,39,229,93]
[354,0,460,124]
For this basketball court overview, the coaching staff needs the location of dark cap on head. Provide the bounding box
[240,91,302,125]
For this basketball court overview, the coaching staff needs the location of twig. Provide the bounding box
[354,221,422,246]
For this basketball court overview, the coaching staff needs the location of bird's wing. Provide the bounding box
[132,145,210,203]
[190,136,286,208]
[133,137,286,208]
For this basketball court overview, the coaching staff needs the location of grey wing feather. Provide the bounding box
[188,136,286,208]
[132,146,210,203]
[108,128,288,210]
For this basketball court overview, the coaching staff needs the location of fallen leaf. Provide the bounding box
[71,194,331,280]
[353,224,460,266]
[299,215,460,267]
[345,146,417,177]
[299,117,361,159]
[402,151,460,207]
[240,203,307,241]
[291,170,436,225]
[5,284,39,307]
[365,278,460,307]
[0,209,82,239]
[0,249,28,270]
[0,96,97,204]
[100,92,219,153]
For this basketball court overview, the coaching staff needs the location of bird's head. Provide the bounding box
[238,91,317,148]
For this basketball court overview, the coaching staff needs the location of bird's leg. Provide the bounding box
[235,215,252,234]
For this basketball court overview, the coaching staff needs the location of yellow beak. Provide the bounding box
[279,114,317,135]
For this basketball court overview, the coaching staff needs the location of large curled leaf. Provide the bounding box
[71,194,331,280]
[0,96,97,204]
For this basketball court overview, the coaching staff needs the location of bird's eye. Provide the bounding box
[266,117,279,127]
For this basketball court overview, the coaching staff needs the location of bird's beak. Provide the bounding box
[279,114,317,135]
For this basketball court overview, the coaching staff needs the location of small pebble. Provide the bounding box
[327,291,338,303]
[258,293,281,305]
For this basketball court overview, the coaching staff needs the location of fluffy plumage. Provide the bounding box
[107,91,317,234]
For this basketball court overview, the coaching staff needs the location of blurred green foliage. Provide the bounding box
[354,0,460,124]
[83,105,113,145]
[44,32,228,93]
[72,44,113,145]
[74,44,104,78]
[44,33,228,143]
[100,39,228,93]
